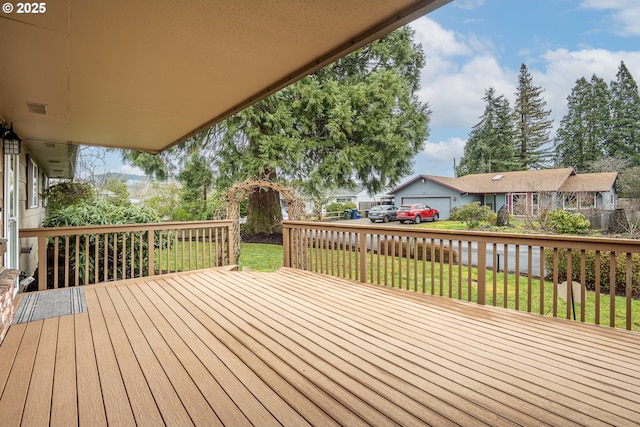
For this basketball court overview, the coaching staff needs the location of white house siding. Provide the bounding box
[19,153,47,278]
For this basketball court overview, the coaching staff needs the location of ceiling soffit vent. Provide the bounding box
[26,102,48,115]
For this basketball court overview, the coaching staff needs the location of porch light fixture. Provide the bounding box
[1,123,21,155]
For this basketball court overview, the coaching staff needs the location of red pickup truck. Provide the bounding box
[397,203,439,224]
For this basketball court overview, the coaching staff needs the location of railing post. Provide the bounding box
[477,241,486,305]
[283,224,291,268]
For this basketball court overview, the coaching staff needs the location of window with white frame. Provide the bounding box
[29,158,39,208]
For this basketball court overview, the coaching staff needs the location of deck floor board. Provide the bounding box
[1,268,639,426]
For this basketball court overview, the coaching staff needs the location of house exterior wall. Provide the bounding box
[19,153,48,278]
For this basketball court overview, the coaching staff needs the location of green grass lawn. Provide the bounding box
[238,243,284,271]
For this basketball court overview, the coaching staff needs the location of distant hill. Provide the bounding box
[94,172,149,183]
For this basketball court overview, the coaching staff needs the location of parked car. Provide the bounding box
[397,203,439,224]
[368,205,398,223]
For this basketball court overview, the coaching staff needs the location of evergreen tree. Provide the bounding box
[512,64,553,169]
[456,87,516,176]
[607,61,640,165]
[554,75,610,172]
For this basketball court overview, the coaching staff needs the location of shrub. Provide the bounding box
[547,209,590,235]
[449,202,492,229]
[42,201,162,287]
[325,201,357,216]
[41,181,95,214]
[544,249,640,298]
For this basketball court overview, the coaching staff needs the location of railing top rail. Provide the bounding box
[20,220,234,238]
[283,220,640,252]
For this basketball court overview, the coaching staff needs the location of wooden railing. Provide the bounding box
[20,220,233,291]
[283,221,640,331]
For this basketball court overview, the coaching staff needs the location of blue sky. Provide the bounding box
[410,0,640,177]
[102,0,640,181]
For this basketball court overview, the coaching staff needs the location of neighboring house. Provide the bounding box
[328,186,389,210]
[284,186,391,214]
[389,168,618,220]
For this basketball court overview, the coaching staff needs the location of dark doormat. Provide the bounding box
[12,287,87,324]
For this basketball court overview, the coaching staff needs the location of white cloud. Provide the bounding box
[424,137,466,162]
[580,0,640,36]
[411,17,515,128]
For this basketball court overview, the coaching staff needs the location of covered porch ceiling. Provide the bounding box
[1,0,450,177]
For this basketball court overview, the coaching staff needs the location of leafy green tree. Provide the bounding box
[141,181,182,220]
[554,75,610,172]
[607,61,640,165]
[456,87,517,176]
[513,64,553,170]
[99,176,131,207]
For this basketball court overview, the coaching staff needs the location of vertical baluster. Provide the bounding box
[64,235,70,287]
[595,251,601,325]
[84,234,91,285]
[94,234,100,284]
[457,240,463,300]
[74,235,80,286]
[492,243,498,305]
[103,234,109,283]
[566,249,573,319]
[514,245,520,310]
[430,240,436,295]
[503,244,509,308]
[609,252,616,327]
[447,239,453,297]
[538,247,545,315]
[439,240,444,297]
[626,253,632,330]
[467,241,472,301]
[552,248,559,318]
[390,236,396,288]
[580,250,586,323]
[422,238,428,294]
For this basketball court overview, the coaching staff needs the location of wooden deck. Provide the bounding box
[1,268,639,426]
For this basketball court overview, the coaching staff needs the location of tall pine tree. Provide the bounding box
[456,87,516,176]
[607,61,640,165]
[513,64,553,170]
[554,75,610,172]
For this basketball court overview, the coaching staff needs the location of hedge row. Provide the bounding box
[544,249,640,298]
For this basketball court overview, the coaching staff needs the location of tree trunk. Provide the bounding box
[244,171,283,235]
